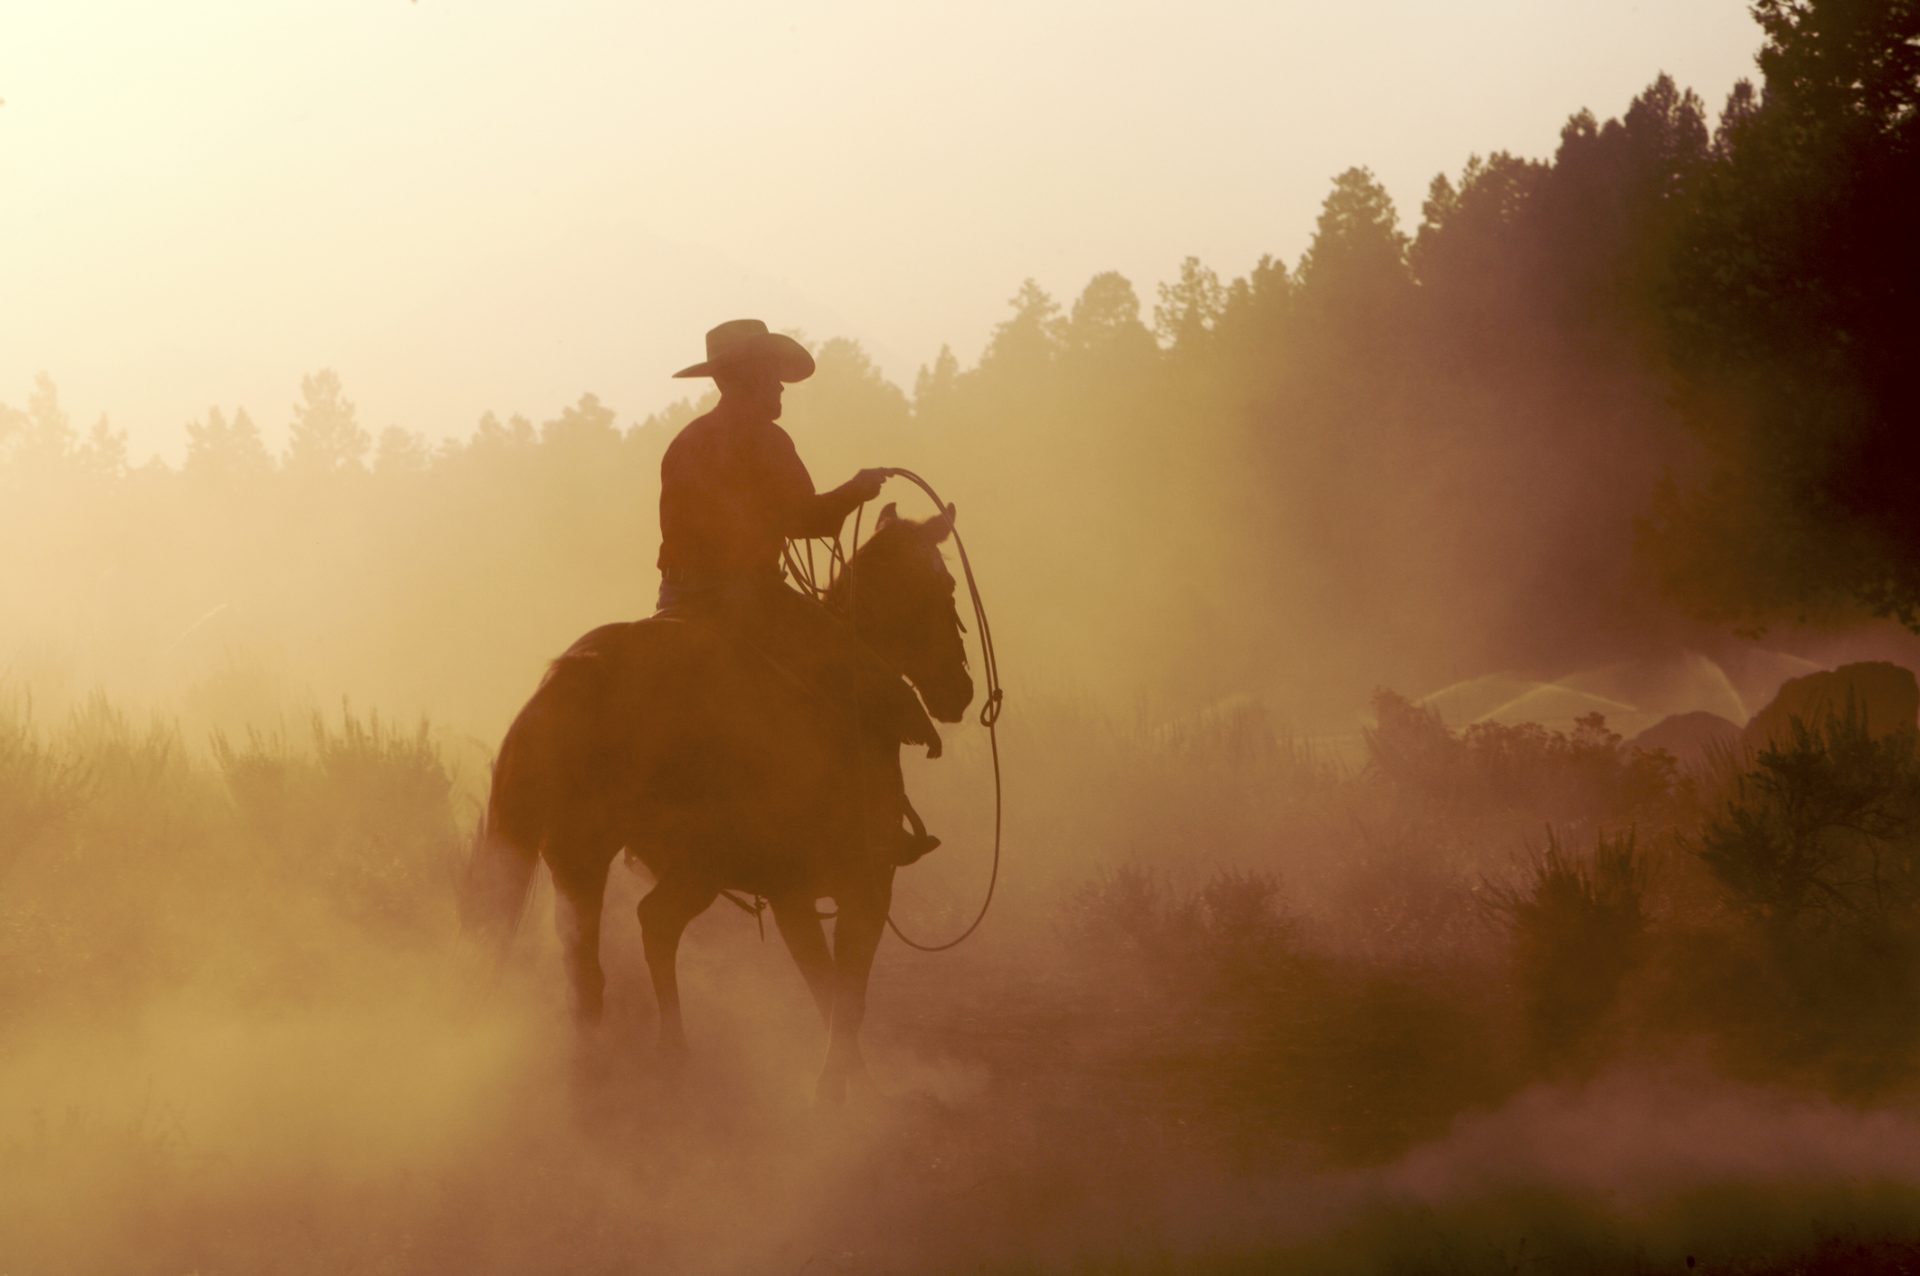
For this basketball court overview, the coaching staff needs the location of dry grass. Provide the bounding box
[5,687,1920,1272]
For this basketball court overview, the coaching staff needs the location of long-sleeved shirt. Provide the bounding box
[657,398,865,579]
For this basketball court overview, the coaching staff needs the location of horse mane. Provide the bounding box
[823,519,912,611]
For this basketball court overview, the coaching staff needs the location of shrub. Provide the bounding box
[1697,703,1920,939]
[1064,862,1294,993]
[1483,827,1648,1067]
[209,702,459,926]
[0,696,85,869]
[1366,690,1688,828]
[1362,689,1461,799]
[1690,704,1920,1089]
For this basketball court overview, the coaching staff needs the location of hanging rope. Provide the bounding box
[875,469,1003,950]
[718,887,768,941]
[787,468,1004,953]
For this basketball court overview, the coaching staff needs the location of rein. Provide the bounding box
[784,468,1005,953]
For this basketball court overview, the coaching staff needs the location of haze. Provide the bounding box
[14,2,1920,1272]
[2,0,1760,462]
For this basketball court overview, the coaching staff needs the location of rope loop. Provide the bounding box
[783,467,1005,954]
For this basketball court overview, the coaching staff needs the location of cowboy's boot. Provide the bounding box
[863,746,940,867]
[895,795,941,867]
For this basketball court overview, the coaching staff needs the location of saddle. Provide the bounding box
[653,582,940,756]
[642,603,940,866]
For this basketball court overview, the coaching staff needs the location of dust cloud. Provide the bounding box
[10,21,1920,1272]
[9,660,1920,1273]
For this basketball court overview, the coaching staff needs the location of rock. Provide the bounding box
[1629,710,1743,768]
[1742,661,1919,752]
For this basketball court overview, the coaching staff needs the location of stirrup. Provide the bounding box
[895,831,942,867]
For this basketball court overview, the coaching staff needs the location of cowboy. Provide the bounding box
[656,318,941,865]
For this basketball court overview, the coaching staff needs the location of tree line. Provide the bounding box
[3,0,1913,726]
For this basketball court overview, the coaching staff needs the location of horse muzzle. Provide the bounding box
[924,670,974,725]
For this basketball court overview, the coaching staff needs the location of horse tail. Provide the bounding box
[458,621,653,960]
[459,691,560,958]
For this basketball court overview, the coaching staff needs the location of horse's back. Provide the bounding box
[522,613,828,779]
[530,613,852,886]
[547,616,693,677]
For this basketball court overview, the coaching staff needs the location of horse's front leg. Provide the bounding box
[772,894,834,1027]
[817,867,894,1106]
[637,873,717,1067]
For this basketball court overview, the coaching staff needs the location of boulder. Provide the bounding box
[1742,661,1919,752]
[1629,710,1743,768]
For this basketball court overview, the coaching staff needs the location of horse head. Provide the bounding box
[833,502,975,724]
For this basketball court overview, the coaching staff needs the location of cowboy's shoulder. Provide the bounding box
[662,408,725,461]
[677,405,727,439]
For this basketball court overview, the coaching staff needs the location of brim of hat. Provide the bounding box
[672,332,815,382]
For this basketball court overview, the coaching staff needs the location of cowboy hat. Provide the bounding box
[672,318,815,381]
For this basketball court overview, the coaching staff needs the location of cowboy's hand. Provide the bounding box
[850,468,889,501]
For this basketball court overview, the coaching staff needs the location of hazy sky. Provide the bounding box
[3,1,1763,462]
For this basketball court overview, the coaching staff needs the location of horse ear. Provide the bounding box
[876,501,899,528]
[924,503,956,543]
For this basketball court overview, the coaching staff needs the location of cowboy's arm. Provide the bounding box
[766,428,884,538]
[790,475,882,537]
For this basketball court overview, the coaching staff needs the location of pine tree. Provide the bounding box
[286,370,370,475]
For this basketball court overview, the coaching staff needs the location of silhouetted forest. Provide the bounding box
[2,0,1914,734]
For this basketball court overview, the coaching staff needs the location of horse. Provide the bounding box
[460,502,973,1102]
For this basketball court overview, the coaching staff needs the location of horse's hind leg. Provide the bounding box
[550,847,615,1026]
[637,873,717,1063]
[771,895,834,1027]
